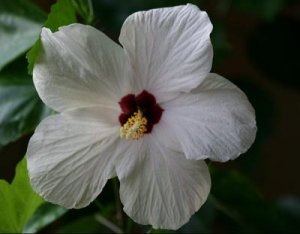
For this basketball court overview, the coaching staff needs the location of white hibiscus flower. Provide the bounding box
[27,4,256,230]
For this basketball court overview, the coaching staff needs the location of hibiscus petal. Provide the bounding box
[27,109,120,208]
[163,73,257,162]
[118,127,211,230]
[119,4,213,102]
[34,23,132,112]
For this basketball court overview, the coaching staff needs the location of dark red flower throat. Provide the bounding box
[118,90,163,133]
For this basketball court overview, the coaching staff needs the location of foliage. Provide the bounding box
[0,0,46,70]
[0,158,43,233]
[0,59,50,146]
[24,203,68,233]
[27,0,77,74]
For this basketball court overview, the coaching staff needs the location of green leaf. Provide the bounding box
[72,0,95,25]
[0,158,44,233]
[44,0,77,31]
[26,0,77,74]
[0,59,50,146]
[0,0,46,70]
[24,203,68,233]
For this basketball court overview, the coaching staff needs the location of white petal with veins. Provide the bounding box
[34,24,132,112]
[118,125,211,230]
[27,109,120,208]
[163,73,257,162]
[119,4,213,102]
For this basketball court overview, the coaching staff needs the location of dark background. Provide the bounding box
[0,0,299,233]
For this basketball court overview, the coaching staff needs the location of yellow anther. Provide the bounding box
[120,110,147,140]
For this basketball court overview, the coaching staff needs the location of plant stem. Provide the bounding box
[87,0,94,21]
[126,217,133,233]
[112,178,123,228]
[208,195,246,227]
[94,213,123,234]
[94,199,104,211]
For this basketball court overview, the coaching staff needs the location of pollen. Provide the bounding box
[120,110,147,140]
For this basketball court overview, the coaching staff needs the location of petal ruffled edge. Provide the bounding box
[118,126,211,229]
[119,4,213,102]
[162,73,257,162]
[27,111,120,208]
[34,24,131,112]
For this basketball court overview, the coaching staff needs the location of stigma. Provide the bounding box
[120,110,148,140]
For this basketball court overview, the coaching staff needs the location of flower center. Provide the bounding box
[120,109,147,140]
[118,90,163,140]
